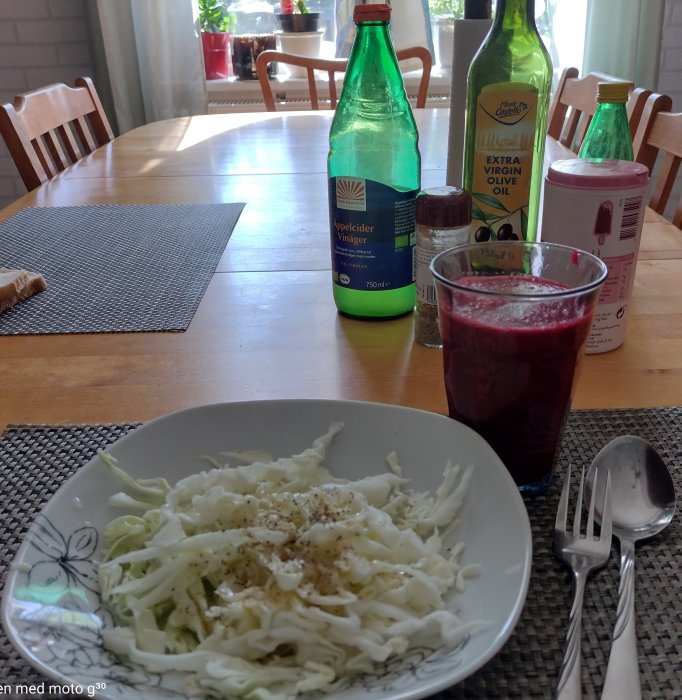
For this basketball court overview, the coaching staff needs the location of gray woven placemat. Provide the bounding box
[0,409,680,699]
[0,203,244,334]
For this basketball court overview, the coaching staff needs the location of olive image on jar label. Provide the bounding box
[474,226,492,242]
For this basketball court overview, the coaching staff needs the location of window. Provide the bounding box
[224,1,336,39]
[209,1,587,108]
[222,1,586,72]
[536,0,588,87]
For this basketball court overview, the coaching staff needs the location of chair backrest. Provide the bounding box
[255,46,432,111]
[547,68,653,153]
[633,105,682,227]
[0,76,114,191]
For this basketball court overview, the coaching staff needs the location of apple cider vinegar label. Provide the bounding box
[469,83,538,243]
[329,177,416,292]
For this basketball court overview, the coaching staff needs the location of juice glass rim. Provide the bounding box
[430,241,608,299]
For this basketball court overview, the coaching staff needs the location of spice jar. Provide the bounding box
[414,186,472,347]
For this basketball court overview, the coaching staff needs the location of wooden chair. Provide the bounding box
[256,46,432,111]
[632,92,675,171]
[547,68,653,153]
[0,76,114,191]
[633,106,682,227]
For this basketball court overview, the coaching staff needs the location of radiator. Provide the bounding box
[208,94,449,114]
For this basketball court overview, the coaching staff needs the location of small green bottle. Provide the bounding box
[463,0,552,243]
[327,3,419,319]
[578,81,634,161]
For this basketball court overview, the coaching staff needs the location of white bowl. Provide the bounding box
[2,399,531,700]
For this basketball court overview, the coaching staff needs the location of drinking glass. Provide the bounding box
[431,241,608,494]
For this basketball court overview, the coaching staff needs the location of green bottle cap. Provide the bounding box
[597,82,632,104]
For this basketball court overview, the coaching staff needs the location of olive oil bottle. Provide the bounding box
[462,0,551,243]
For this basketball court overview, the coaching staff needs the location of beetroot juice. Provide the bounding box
[438,274,595,491]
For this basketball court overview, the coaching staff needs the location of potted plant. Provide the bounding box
[199,0,237,79]
[274,0,323,77]
[276,0,320,33]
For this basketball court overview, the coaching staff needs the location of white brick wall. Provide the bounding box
[0,0,94,210]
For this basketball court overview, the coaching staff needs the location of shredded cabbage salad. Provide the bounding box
[98,423,479,699]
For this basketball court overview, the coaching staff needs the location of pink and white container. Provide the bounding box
[541,159,650,353]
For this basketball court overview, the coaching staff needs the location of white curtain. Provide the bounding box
[582,0,665,88]
[95,0,207,134]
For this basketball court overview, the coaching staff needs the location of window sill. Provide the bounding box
[206,67,452,112]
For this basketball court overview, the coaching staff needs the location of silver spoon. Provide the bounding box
[586,435,676,700]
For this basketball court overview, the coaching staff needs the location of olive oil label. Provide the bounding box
[470,83,538,243]
[329,177,416,291]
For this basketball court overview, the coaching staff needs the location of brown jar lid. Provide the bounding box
[416,186,472,228]
[354,4,390,22]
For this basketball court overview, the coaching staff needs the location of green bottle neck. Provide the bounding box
[347,20,392,70]
[591,102,630,126]
[493,0,537,32]
[595,101,628,110]
[344,20,402,92]
[590,102,631,130]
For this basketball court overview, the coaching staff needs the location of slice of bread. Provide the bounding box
[0,267,47,313]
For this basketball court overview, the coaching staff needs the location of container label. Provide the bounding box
[415,223,470,306]
[415,245,437,305]
[329,177,416,291]
[470,83,538,242]
[541,184,646,353]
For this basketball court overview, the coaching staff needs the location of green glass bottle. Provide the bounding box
[578,81,634,161]
[463,0,552,243]
[327,3,419,319]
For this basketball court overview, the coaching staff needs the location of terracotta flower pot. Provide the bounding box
[201,31,231,80]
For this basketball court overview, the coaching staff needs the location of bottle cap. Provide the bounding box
[597,81,632,104]
[416,186,472,228]
[354,3,391,22]
[546,158,649,189]
[464,0,491,19]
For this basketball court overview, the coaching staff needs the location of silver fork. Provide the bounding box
[554,464,612,700]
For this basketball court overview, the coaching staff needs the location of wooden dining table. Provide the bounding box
[2,108,681,698]
[1,108,681,431]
